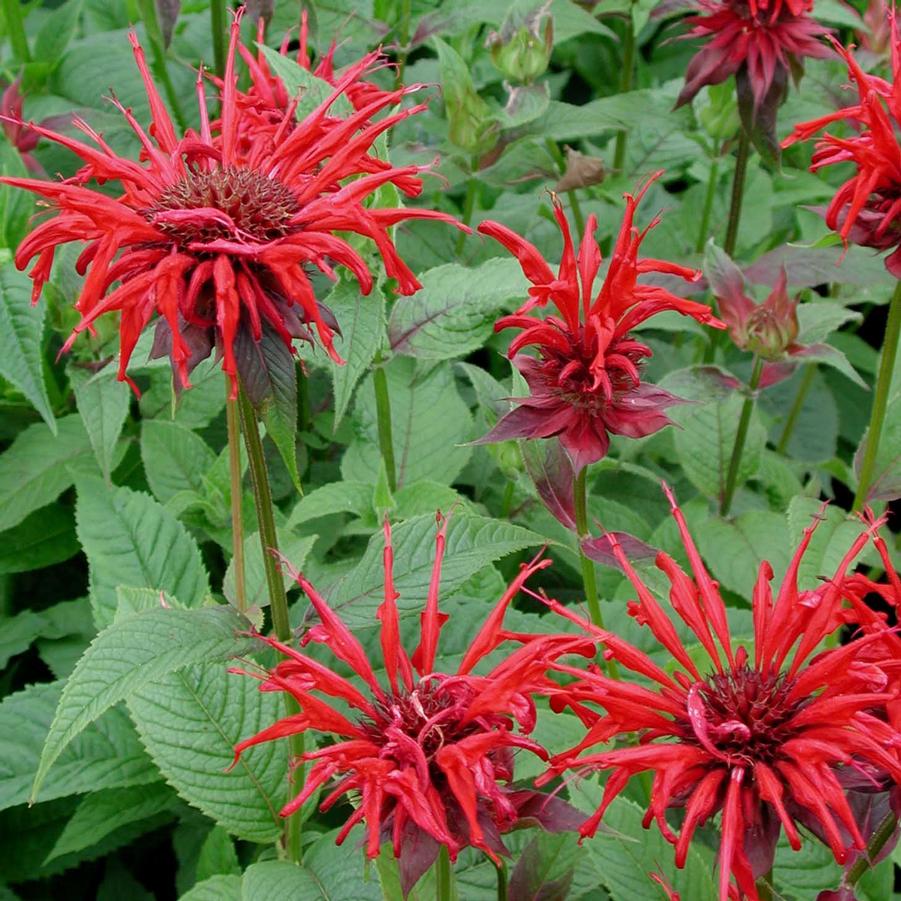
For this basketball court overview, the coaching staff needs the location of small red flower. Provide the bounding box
[475,173,723,472]
[782,17,901,276]
[232,518,592,892]
[2,10,457,395]
[540,487,901,901]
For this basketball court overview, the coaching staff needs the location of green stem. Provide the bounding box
[755,870,774,901]
[297,363,311,433]
[612,14,636,173]
[394,0,413,89]
[495,859,508,901]
[545,139,585,236]
[853,281,901,512]
[776,364,816,455]
[211,0,228,79]
[137,0,188,131]
[226,390,247,614]
[720,356,763,517]
[848,812,898,885]
[373,354,397,492]
[436,846,454,901]
[695,155,720,253]
[237,387,305,862]
[724,129,751,257]
[455,173,478,255]
[1,0,30,63]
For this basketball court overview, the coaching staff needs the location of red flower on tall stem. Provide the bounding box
[540,487,901,901]
[1,9,457,395]
[782,16,901,276]
[232,518,592,893]
[475,173,723,472]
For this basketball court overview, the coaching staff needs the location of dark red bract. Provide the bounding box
[475,173,723,472]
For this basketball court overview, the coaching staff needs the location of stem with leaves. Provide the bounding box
[724,129,751,256]
[612,12,636,173]
[236,387,304,862]
[720,356,763,516]
[1,0,30,63]
[373,352,398,492]
[853,280,901,512]
[226,389,247,614]
[210,0,228,79]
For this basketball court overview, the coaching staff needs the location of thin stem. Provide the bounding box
[720,356,763,516]
[373,353,397,492]
[724,129,751,257]
[853,281,901,512]
[137,0,188,132]
[776,364,816,455]
[755,870,774,901]
[211,0,228,79]
[612,13,636,173]
[695,155,720,253]
[495,859,508,901]
[1,0,30,63]
[848,812,897,885]
[455,173,478,255]
[297,363,311,433]
[545,139,585,236]
[436,846,454,901]
[226,389,247,614]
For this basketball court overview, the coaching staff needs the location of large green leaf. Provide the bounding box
[180,875,242,901]
[0,265,55,430]
[0,504,78,575]
[31,605,249,802]
[128,661,290,843]
[75,477,211,627]
[71,366,131,482]
[141,419,217,504]
[0,415,92,532]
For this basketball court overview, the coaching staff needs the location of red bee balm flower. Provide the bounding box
[232,519,592,892]
[541,488,901,901]
[475,173,723,472]
[782,18,901,276]
[1,11,457,395]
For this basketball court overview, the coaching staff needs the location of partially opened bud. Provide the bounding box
[743,281,800,359]
[698,81,740,141]
[487,2,554,84]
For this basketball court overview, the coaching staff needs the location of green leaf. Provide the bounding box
[0,681,157,812]
[128,661,290,842]
[327,512,547,627]
[0,265,55,430]
[71,366,131,481]
[75,477,211,627]
[223,531,315,609]
[324,277,386,426]
[300,830,384,900]
[141,419,217,504]
[0,142,35,249]
[180,875,242,901]
[0,610,46,668]
[0,415,92,532]
[854,396,901,503]
[0,503,78,575]
[241,861,324,899]
[31,605,249,802]
[388,259,528,361]
[286,480,374,528]
[195,826,241,883]
[46,782,176,862]
[34,0,83,63]
[342,357,472,488]
[257,44,354,119]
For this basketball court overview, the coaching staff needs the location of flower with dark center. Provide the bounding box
[675,0,830,155]
[538,486,901,901]
[474,172,724,472]
[231,517,593,893]
[1,8,459,395]
[783,16,901,276]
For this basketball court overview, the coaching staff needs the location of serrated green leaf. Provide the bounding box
[0,498,79,575]
[300,830,384,900]
[70,366,131,481]
[128,661,290,842]
[241,861,323,899]
[195,826,241,883]
[286,480,374,529]
[141,419,217,504]
[75,477,211,628]
[180,875,242,901]
[0,415,91,532]
[32,605,249,802]
[34,0,83,62]
[388,258,527,361]
[0,265,55,430]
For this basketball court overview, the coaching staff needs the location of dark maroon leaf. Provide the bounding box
[508,790,586,833]
[508,833,575,901]
[522,439,576,529]
[744,244,893,289]
[581,532,657,570]
[155,0,181,47]
[391,819,441,898]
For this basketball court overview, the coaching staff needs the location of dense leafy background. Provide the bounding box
[0,0,898,898]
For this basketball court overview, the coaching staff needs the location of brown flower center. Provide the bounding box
[145,166,300,245]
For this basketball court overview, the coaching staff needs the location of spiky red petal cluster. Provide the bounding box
[475,173,723,472]
[2,10,457,395]
[541,488,901,901]
[232,518,593,891]
[783,17,901,275]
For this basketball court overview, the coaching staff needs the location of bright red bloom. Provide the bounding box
[232,518,592,892]
[540,487,901,901]
[2,10,456,395]
[676,0,830,118]
[475,173,723,472]
[782,18,901,276]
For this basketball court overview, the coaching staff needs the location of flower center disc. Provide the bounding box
[146,166,300,244]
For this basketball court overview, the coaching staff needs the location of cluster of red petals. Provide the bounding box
[232,518,593,892]
[540,487,901,901]
[2,10,457,395]
[675,0,830,115]
[475,173,723,472]
[783,17,901,276]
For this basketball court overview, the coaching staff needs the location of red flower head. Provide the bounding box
[1,9,457,395]
[782,16,901,276]
[232,518,592,893]
[540,487,901,901]
[475,173,723,472]
[675,0,830,151]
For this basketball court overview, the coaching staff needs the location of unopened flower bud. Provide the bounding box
[486,2,554,84]
[744,300,799,360]
[698,82,740,141]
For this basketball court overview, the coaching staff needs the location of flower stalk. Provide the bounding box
[612,13,636,173]
[853,280,901,512]
[573,467,602,630]
[210,0,228,78]
[724,129,750,256]
[436,846,454,901]
[373,352,398,492]
[695,155,720,253]
[847,812,898,886]
[720,355,763,516]
[226,388,247,614]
